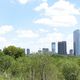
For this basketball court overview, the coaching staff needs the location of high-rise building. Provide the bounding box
[27,48,30,55]
[51,42,56,53]
[73,29,80,56]
[58,41,67,54]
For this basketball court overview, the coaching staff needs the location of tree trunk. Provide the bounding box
[30,67,35,80]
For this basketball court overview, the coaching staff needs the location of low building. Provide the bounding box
[69,49,74,55]
[42,48,49,53]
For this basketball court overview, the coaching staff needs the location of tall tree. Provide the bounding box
[3,46,25,58]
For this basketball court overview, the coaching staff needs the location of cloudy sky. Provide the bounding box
[0,0,80,53]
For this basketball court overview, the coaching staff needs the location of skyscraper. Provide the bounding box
[51,42,56,53]
[27,48,30,55]
[58,41,67,54]
[73,29,80,56]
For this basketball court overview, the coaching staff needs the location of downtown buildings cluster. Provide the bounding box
[51,29,80,56]
[27,29,80,56]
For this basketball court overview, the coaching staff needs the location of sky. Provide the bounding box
[0,0,80,53]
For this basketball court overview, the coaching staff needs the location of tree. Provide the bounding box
[62,62,80,80]
[0,55,15,73]
[3,46,25,58]
[0,51,4,57]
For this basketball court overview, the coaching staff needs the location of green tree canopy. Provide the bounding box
[3,46,25,58]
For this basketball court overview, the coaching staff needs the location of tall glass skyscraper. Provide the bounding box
[73,29,80,56]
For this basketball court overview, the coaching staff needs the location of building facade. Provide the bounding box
[51,42,56,53]
[27,48,30,55]
[69,49,73,55]
[73,29,80,56]
[42,48,49,53]
[58,41,67,54]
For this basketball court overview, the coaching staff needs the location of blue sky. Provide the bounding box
[0,0,80,53]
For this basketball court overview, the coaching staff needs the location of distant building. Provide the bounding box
[73,29,80,56]
[27,48,30,55]
[69,49,73,55]
[38,49,42,53]
[58,41,67,55]
[51,42,56,53]
[42,48,49,53]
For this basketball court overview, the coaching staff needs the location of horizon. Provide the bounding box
[0,0,80,53]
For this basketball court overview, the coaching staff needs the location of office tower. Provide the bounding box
[73,29,80,56]
[42,48,49,53]
[58,41,67,54]
[27,48,30,55]
[51,42,56,53]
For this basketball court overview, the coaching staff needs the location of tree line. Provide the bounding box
[0,45,80,80]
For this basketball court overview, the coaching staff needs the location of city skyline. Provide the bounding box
[0,0,80,53]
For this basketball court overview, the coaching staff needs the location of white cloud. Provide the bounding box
[0,37,7,42]
[16,30,39,38]
[34,15,77,27]
[37,32,63,48]
[0,25,14,49]
[39,28,48,33]
[34,0,80,27]
[0,25,14,35]
[17,0,30,4]
[34,2,48,11]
